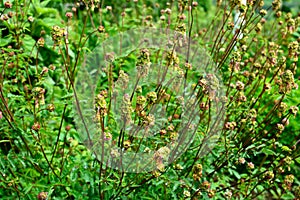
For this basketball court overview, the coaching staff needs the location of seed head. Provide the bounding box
[236,81,245,90]
[4,1,12,8]
[272,0,281,11]
[37,192,48,200]
[146,91,157,104]
[290,106,299,116]
[160,15,166,21]
[37,38,45,47]
[28,16,34,22]
[47,104,55,112]
[32,122,41,131]
[238,157,246,164]
[165,8,171,15]
[263,171,274,180]
[192,1,198,7]
[65,12,73,19]
[247,162,254,169]
[65,125,71,131]
[259,9,267,16]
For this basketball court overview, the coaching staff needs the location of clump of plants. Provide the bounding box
[0,0,299,199]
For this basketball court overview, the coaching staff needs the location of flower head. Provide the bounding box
[65,12,73,19]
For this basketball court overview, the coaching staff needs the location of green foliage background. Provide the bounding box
[0,0,300,199]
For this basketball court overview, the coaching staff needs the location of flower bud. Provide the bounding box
[32,122,41,131]
[37,38,45,47]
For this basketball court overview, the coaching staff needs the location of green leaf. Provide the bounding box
[61,92,74,100]
[40,0,51,7]
[261,148,276,156]
[256,185,264,192]
[7,153,17,171]
[154,180,164,186]
[281,193,295,199]
[295,157,300,164]
[172,181,180,191]
[67,46,75,58]
[24,184,33,194]
[43,17,62,27]
[22,35,36,56]
[0,34,12,47]
[232,170,241,179]
[35,7,59,17]
[43,76,55,97]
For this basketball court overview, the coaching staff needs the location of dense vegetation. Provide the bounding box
[0,0,300,199]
